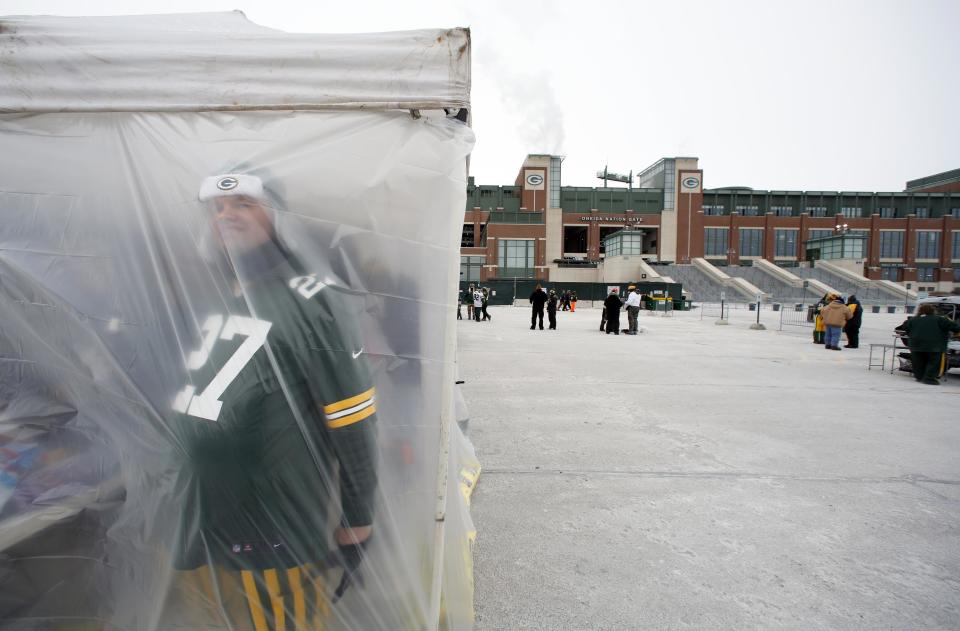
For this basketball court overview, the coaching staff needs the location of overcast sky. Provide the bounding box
[3,0,958,192]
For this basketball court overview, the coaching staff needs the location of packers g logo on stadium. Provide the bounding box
[526,173,544,187]
[217,176,239,191]
[682,176,700,189]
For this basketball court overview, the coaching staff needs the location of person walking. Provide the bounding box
[570,290,578,312]
[481,287,492,321]
[546,289,559,330]
[603,288,623,335]
[624,286,643,335]
[844,295,863,348]
[457,291,463,320]
[902,303,960,384]
[820,294,851,350]
[465,284,475,321]
[561,290,570,311]
[529,284,548,330]
[472,288,483,321]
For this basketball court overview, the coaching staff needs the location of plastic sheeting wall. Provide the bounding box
[0,110,475,630]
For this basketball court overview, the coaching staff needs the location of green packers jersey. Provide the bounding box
[169,255,377,571]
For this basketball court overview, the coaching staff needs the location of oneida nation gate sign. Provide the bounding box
[578,215,645,222]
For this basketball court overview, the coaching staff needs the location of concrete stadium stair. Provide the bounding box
[792,265,889,303]
[715,264,809,303]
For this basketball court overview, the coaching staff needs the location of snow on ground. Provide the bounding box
[458,304,958,631]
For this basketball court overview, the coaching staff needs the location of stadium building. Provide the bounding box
[461,156,960,298]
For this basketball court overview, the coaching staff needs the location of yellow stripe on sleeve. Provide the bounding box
[323,387,375,415]
[241,570,270,631]
[326,404,376,429]
[264,569,286,631]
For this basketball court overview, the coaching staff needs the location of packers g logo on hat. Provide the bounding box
[199,173,266,202]
[216,176,239,191]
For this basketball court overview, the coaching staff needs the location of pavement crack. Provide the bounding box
[480,468,960,486]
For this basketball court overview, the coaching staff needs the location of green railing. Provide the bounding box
[488,211,544,224]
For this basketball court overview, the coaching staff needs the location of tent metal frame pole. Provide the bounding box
[427,179,465,629]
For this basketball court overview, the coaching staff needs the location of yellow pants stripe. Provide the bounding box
[241,570,270,631]
[264,569,286,631]
[304,564,327,631]
[286,567,307,629]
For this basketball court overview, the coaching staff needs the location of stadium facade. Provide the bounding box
[461,156,960,294]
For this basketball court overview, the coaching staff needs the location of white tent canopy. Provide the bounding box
[0,12,471,112]
[0,11,476,631]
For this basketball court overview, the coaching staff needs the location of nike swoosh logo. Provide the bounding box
[352,348,364,359]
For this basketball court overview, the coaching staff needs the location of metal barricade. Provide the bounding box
[779,303,814,331]
[698,301,729,322]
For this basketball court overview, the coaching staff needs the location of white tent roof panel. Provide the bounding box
[0,12,471,112]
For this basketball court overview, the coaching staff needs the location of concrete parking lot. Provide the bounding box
[458,304,959,630]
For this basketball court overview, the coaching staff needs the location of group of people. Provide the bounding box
[813,293,863,350]
[458,284,491,321]
[813,291,959,385]
[557,290,578,312]
[525,285,646,335]
[527,285,578,329]
[600,286,644,336]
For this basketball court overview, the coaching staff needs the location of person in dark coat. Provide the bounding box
[546,289,559,330]
[603,288,623,335]
[902,303,960,384]
[529,284,548,330]
[561,290,571,311]
[844,295,863,348]
[481,287,492,321]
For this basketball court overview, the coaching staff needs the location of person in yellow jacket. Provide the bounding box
[821,294,852,350]
[813,293,833,344]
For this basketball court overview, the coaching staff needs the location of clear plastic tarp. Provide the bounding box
[0,13,477,631]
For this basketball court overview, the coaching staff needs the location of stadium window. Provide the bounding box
[702,204,725,216]
[808,229,833,241]
[774,229,798,257]
[771,206,793,217]
[840,207,862,218]
[951,208,960,219]
[739,228,763,256]
[917,266,935,282]
[460,255,484,281]
[806,206,827,217]
[704,227,729,256]
[461,223,475,247]
[953,231,960,260]
[736,205,759,216]
[497,239,534,275]
[880,265,900,281]
[879,231,904,258]
[915,231,940,259]
[914,207,928,218]
[877,207,895,218]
